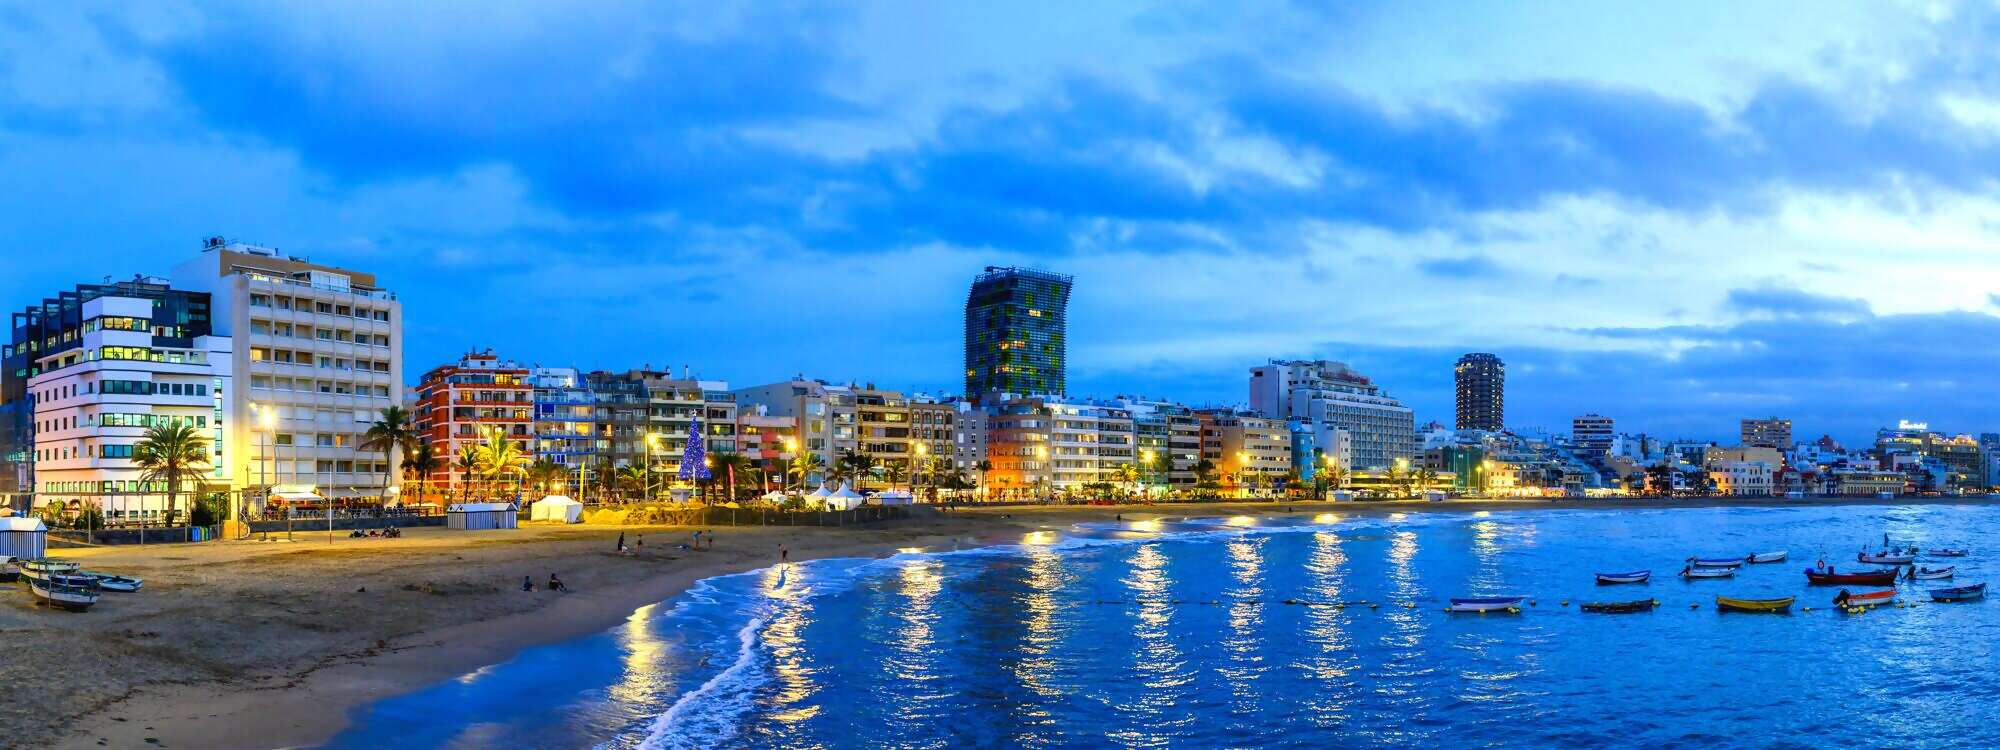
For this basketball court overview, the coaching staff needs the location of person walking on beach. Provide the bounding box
[781,545,789,562]
[705,530,714,550]
[616,532,627,554]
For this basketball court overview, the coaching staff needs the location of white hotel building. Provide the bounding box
[173,239,405,503]
[27,292,233,521]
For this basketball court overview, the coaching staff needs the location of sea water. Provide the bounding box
[324,504,2000,749]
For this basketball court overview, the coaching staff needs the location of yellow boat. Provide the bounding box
[1715,596,1794,613]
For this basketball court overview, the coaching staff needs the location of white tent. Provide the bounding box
[530,495,583,523]
[808,483,831,499]
[0,515,47,560]
[447,502,518,530]
[826,483,865,511]
[874,490,914,506]
[760,491,789,504]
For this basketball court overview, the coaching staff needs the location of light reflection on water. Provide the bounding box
[323,505,2000,750]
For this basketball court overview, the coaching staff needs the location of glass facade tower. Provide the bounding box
[1454,352,1504,431]
[964,266,1072,400]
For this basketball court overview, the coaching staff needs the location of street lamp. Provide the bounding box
[1237,450,1251,498]
[913,442,928,502]
[782,436,800,494]
[644,431,663,502]
[1035,444,1050,501]
[1140,448,1155,500]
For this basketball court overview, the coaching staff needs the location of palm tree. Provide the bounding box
[615,465,648,501]
[835,449,875,489]
[710,451,753,504]
[1114,463,1141,496]
[876,460,908,492]
[975,459,993,501]
[789,451,827,490]
[404,441,441,503]
[359,406,418,503]
[455,444,482,499]
[133,422,209,525]
[477,431,532,499]
[524,459,567,497]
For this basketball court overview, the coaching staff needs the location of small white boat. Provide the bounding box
[1746,551,1787,564]
[79,571,142,592]
[1930,548,1970,558]
[1687,557,1744,569]
[19,558,79,582]
[1910,566,1955,581]
[1858,551,1917,565]
[29,575,100,611]
[1595,570,1651,585]
[1680,566,1736,579]
[1448,596,1527,613]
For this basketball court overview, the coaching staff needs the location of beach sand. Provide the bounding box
[27,494,1993,749]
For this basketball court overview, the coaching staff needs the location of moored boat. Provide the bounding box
[1716,595,1794,613]
[1929,548,1969,558]
[1595,570,1650,585]
[1680,565,1735,579]
[1448,596,1526,613]
[1930,583,1986,602]
[78,571,142,592]
[1805,568,1900,586]
[1858,551,1916,565]
[1580,599,1658,613]
[1746,551,1787,564]
[1835,589,1897,608]
[1909,566,1954,581]
[1687,557,1744,569]
[29,575,100,611]
[19,558,79,582]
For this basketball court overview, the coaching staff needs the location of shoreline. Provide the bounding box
[49,494,1999,749]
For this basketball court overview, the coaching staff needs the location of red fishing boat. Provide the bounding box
[1804,568,1899,586]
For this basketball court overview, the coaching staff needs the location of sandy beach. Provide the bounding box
[25,494,1997,750]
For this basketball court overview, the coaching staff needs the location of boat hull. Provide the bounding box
[1688,558,1745,569]
[1595,571,1650,585]
[1839,589,1897,608]
[1681,568,1735,579]
[28,578,99,611]
[1448,597,1526,613]
[1716,596,1794,613]
[1858,553,1916,565]
[1929,549,1969,558]
[18,558,79,582]
[1910,567,1955,581]
[1931,583,1986,602]
[1581,599,1658,613]
[1746,551,1787,564]
[1805,570,1900,586]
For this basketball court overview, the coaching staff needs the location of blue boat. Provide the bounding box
[1448,596,1526,613]
[1930,583,1986,602]
[1595,570,1650,585]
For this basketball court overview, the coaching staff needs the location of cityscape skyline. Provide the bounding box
[11,5,2000,444]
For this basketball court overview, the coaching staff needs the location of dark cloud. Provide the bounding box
[1724,286,1872,319]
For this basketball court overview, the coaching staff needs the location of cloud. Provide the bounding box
[1415,254,1507,279]
[1724,286,1873,319]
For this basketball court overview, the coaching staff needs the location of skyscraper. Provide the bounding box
[1572,413,1613,458]
[1454,352,1504,431]
[1740,417,1792,449]
[964,266,1071,400]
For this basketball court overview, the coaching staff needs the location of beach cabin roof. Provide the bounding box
[0,516,47,532]
[448,502,517,512]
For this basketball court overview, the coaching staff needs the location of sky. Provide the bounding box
[6,2,2000,444]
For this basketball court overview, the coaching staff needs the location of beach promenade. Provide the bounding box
[26,494,1998,750]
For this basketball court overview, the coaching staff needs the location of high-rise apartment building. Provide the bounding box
[964,266,1071,400]
[1740,417,1792,449]
[1454,353,1504,431]
[1572,414,1614,458]
[3,278,216,504]
[1248,359,1416,470]
[412,350,532,489]
[22,285,232,520]
[172,238,404,501]
[734,378,857,485]
[530,367,597,472]
[1201,409,1291,495]
[587,370,736,478]
[983,396,1133,496]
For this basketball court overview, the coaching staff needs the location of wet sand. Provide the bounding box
[33,494,1995,749]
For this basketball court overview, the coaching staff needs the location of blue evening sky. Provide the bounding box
[4,2,2000,444]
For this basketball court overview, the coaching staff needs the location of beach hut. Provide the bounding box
[826,483,865,511]
[874,490,914,506]
[759,491,789,505]
[529,495,583,524]
[0,515,47,559]
[447,502,518,530]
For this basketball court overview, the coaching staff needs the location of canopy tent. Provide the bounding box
[447,502,518,530]
[808,484,832,499]
[0,515,47,560]
[825,483,865,511]
[760,491,789,504]
[874,490,914,506]
[529,495,583,523]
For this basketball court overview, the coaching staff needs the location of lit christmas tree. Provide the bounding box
[679,418,712,481]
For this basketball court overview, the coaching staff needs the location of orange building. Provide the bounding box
[413,349,531,489]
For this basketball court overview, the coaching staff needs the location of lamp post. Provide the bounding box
[1140,449,1155,500]
[913,442,928,503]
[782,436,800,494]
[1035,444,1050,502]
[644,431,662,502]
[1236,451,1251,498]
[1395,457,1411,498]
